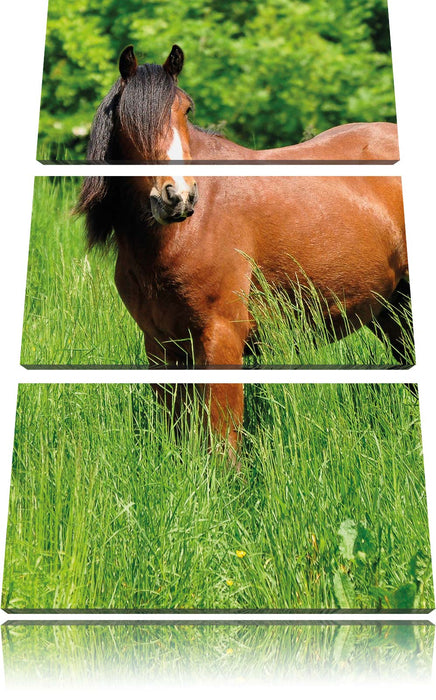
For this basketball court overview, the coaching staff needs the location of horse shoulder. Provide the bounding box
[114,252,147,325]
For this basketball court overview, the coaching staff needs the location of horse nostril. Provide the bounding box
[164,183,173,199]
[164,183,181,205]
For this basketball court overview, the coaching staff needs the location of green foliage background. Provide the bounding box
[38,0,396,159]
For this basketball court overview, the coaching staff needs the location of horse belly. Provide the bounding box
[252,178,405,330]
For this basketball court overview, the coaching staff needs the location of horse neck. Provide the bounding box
[115,219,164,277]
[188,124,257,161]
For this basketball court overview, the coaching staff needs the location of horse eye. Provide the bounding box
[186,106,192,116]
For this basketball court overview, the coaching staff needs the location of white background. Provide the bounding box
[0,0,435,698]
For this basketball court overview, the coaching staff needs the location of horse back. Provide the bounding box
[260,122,399,162]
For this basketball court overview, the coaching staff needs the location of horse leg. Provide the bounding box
[150,380,242,463]
[195,317,247,454]
[141,335,188,436]
[141,337,229,455]
[145,324,245,463]
[203,383,244,455]
[367,278,414,365]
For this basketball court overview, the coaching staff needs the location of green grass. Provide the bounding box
[2,383,433,611]
[2,623,434,685]
[21,177,145,367]
[21,177,415,367]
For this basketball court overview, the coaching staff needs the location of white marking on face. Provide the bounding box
[167,128,191,196]
[172,175,191,197]
[167,127,185,161]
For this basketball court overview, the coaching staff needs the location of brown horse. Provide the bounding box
[78,45,406,453]
[77,172,409,452]
[84,44,399,164]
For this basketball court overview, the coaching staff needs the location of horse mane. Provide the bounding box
[74,176,116,249]
[86,82,122,162]
[193,125,224,137]
[118,64,177,161]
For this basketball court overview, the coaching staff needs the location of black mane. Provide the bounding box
[75,176,161,250]
[74,175,116,249]
[118,64,177,160]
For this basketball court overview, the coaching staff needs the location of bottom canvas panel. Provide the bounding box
[2,383,433,612]
[2,623,434,687]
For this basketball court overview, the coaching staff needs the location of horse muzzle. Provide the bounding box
[150,180,198,224]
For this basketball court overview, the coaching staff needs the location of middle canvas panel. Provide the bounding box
[22,176,413,370]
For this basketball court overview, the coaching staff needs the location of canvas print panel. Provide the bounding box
[21,176,414,369]
[2,623,434,686]
[38,0,398,163]
[2,383,433,612]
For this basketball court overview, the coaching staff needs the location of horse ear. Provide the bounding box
[119,45,138,81]
[163,45,184,80]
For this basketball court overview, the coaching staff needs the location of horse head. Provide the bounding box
[86,44,198,224]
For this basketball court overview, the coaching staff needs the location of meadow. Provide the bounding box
[21,177,415,368]
[2,382,433,611]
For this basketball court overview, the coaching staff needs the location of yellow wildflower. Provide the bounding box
[236,550,246,559]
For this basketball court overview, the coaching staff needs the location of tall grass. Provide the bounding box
[21,177,144,367]
[21,177,414,367]
[2,383,433,611]
[245,263,415,367]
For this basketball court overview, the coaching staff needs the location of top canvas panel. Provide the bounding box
[37,0,398,164]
